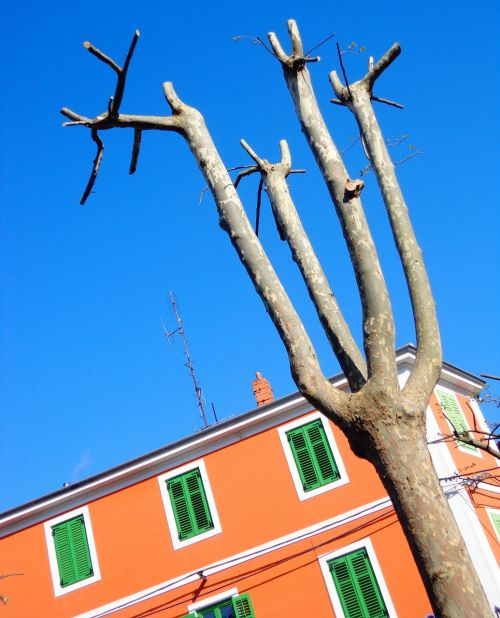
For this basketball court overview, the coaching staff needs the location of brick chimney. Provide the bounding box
[252,371,274,407]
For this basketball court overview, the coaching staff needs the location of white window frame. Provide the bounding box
[486,508,500,543]
[318,537,398,618]
[158,458,222,550]
[187,587,239,614]
[435,387,483,458]
[278,411,349,501]
[44,505,101,597]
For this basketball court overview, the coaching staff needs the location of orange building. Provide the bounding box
[1,345,499,617]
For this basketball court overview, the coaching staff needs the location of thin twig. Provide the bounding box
[80,129,104,205]
[371,95,404,109]
[112,30,140,113]
[60,107,90,122]
[83,41,121,73]
[129,128,142,175]
[392,151,422,166]
[234,166,259,188]
[255,178,263,236]
[336,42,352,98]
[233,35,281,61]
[340,135,361,156]
[199,186,209,205]
[304,32,336,57]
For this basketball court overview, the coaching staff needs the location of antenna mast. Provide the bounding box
[165,291,209,428]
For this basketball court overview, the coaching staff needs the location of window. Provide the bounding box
[158,459,222,549]
[319,539,396,618]
[278,413,348,500]
[329,548,388,618]
[44,505,101,596]
[183,593,255,618]
[436,388,478,453]
[487,509,500,542]
[168,468,214,540]
[52,515,93,587]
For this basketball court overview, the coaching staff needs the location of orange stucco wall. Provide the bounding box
[2,401,474,617]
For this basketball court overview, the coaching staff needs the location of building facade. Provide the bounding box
[1,346,499,617]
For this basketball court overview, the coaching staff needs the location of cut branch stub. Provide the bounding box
[345,178,365,198]
[267,19,320,70]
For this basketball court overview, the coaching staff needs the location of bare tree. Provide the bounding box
[61,21,492,617]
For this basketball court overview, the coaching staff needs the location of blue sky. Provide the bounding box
[1,0,499,511]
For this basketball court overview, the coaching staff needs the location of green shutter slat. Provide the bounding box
[168,468,214,540]
[53,522,77,586]
[330,549,388,618]
[232,593,255,618]
[306,421,339,484]
[437,390,477,452]
[288,427,320,490]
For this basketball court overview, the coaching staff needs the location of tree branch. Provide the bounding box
[63,50,349,415]
[84,30,140,115]
[267,19,397,385]
[241,139,367,391]
[334,46,441,408]
[363,42,401,91]
[129,128,142,175]
[174,105,349,417]
[80,129,104,205]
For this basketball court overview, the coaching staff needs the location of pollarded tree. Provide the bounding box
[61,20,492,618]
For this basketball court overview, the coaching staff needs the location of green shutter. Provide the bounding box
[232,594,255,618]
[329,548,388,618]
[305,420,339,484]
[287,419,339,491]
[168,468,214,540]
[490,511,500,537]
[437,389,477,452]
[52,515,93,587]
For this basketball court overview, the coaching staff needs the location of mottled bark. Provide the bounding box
[240,138,367,391]
[329,45,442,409]
[62,25,492,617]
[268,22,397,384]
[366,415,490,618]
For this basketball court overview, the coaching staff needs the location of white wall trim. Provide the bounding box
[43,505,101,597]
[318,537,398,618]
[277,412,349,501]
[478,482,500,495]
[187,587,239,612]
[157,459,222,550]
[73,497,392,618]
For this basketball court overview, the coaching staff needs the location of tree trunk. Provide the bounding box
[367,417,491,618]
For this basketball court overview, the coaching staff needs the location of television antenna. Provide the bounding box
[164,291,209,428]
